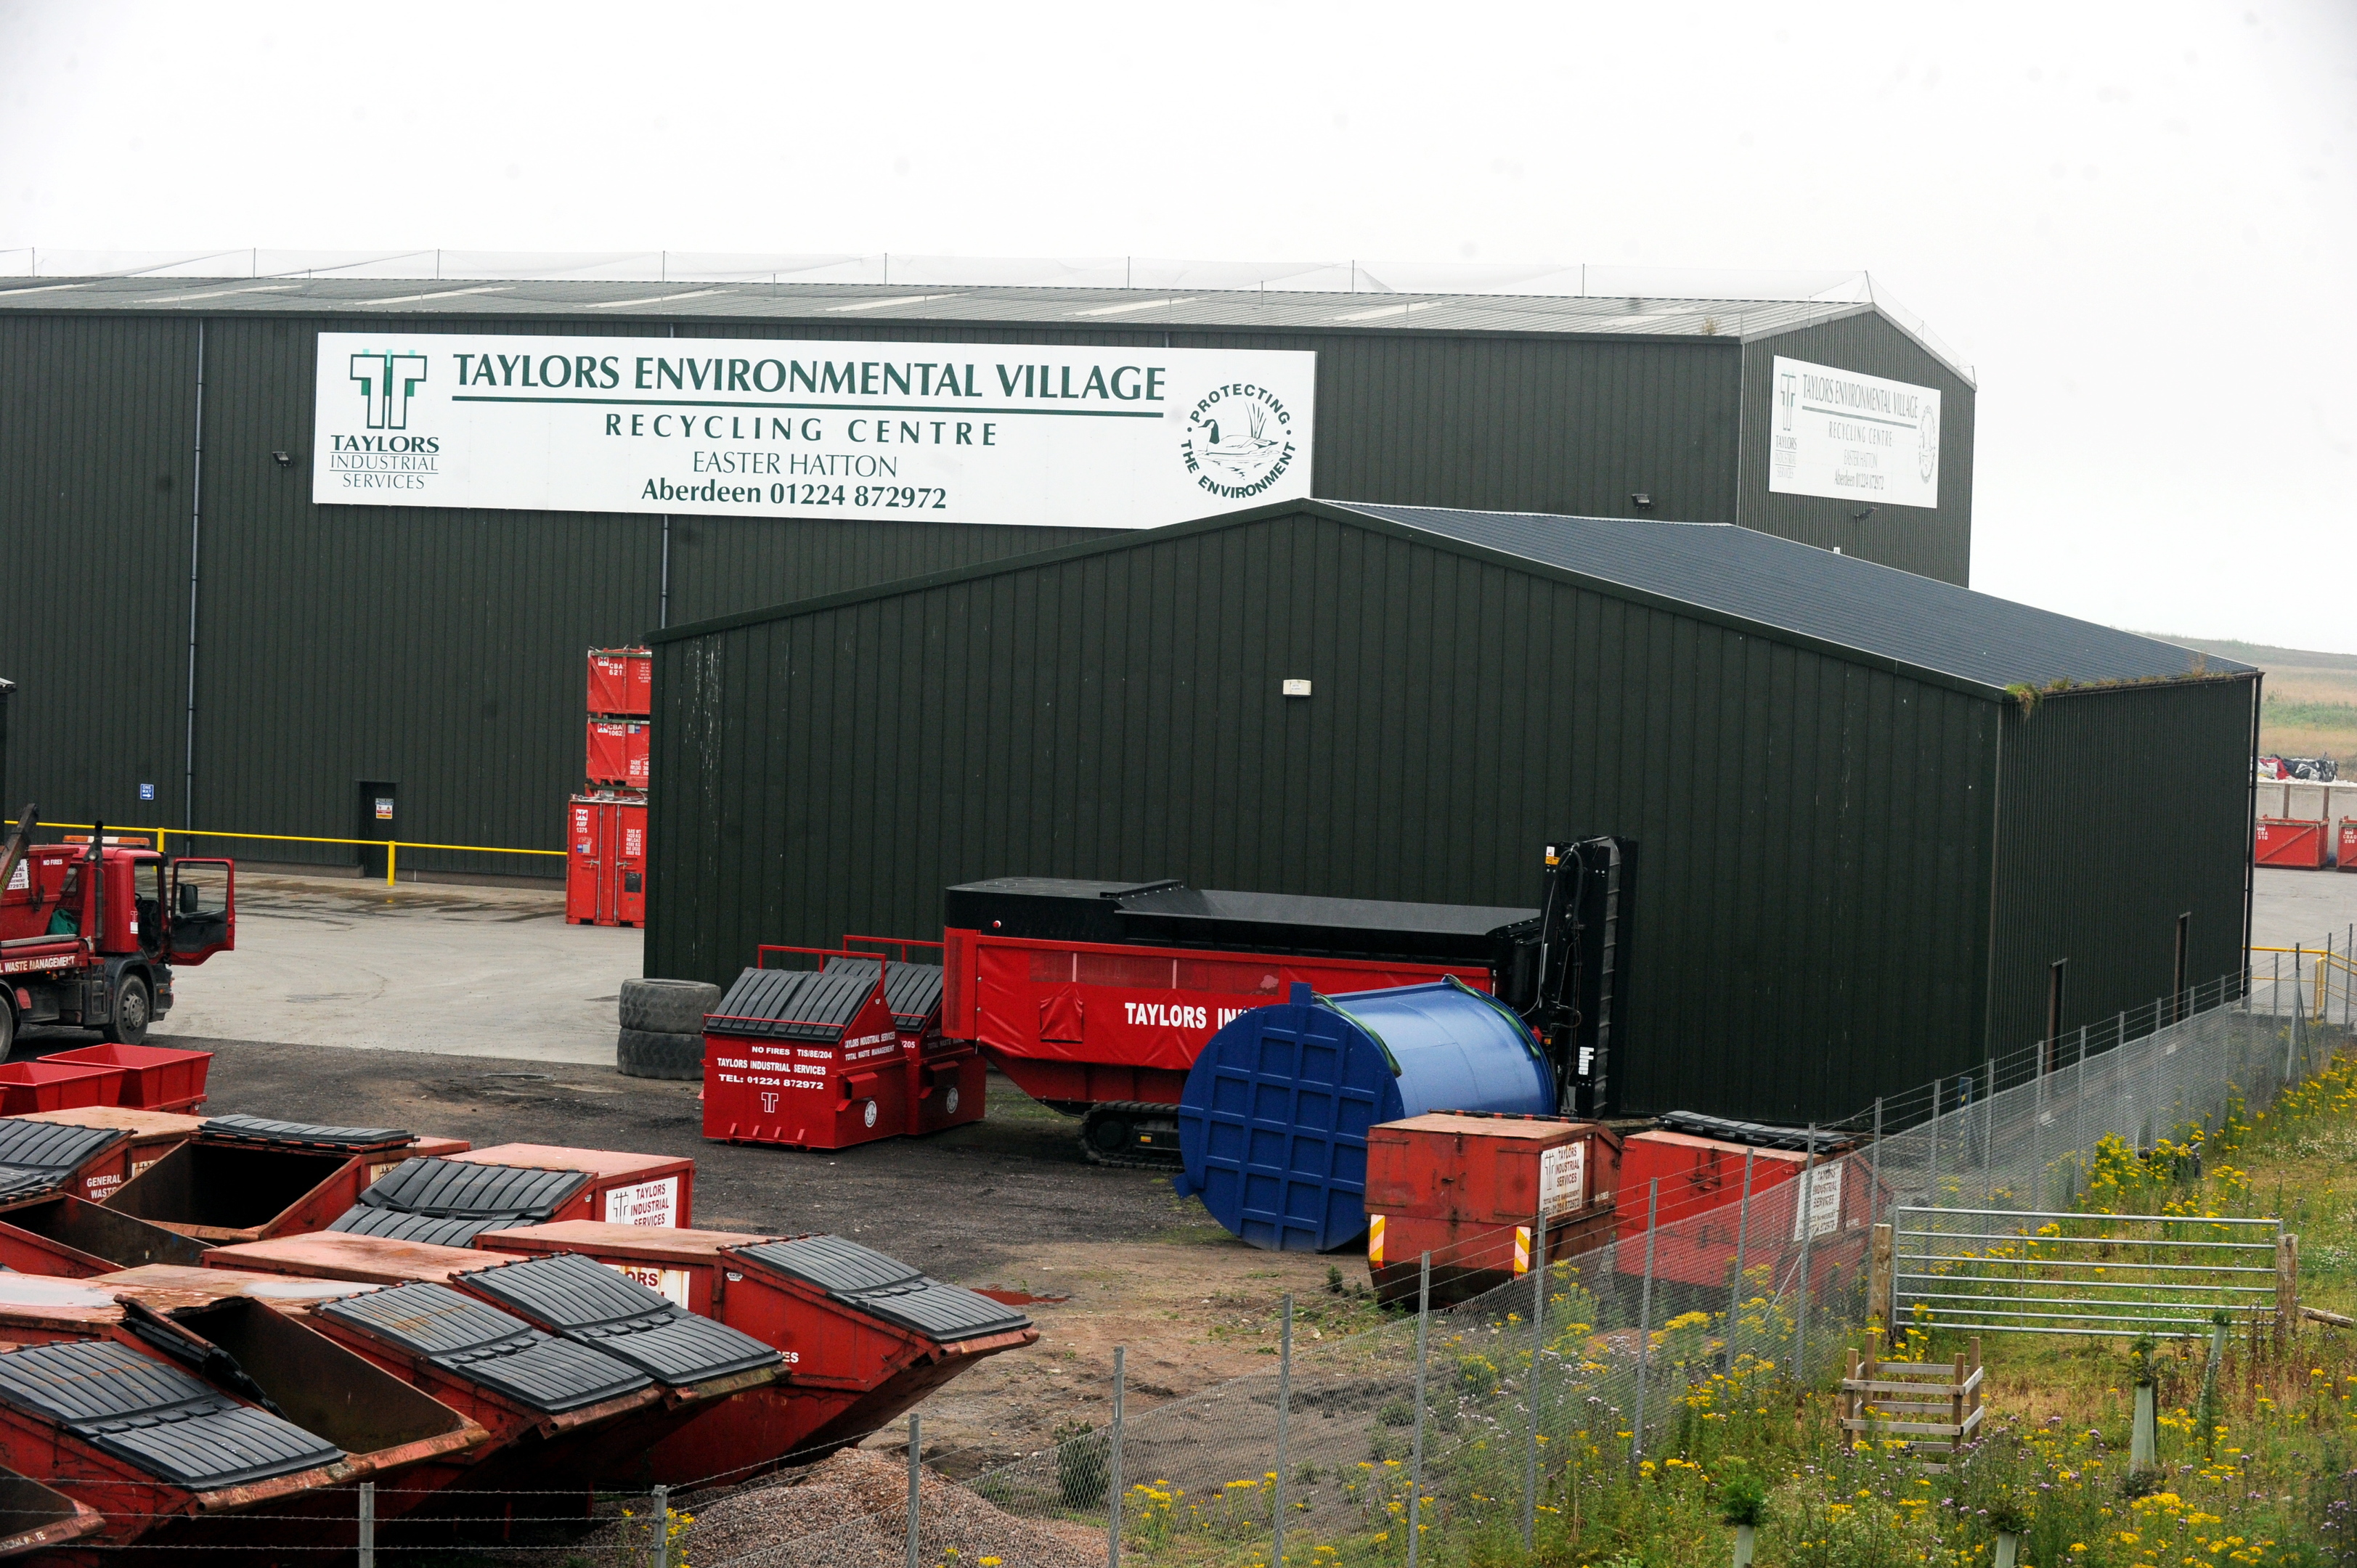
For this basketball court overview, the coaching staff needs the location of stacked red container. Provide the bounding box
[571,648,651,927]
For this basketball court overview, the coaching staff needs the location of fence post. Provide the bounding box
[905,1413,921,1568]
[1274,1294,1292,1568]
[1522,1207,1549,1551]
[2277,1233,2301,1344]
[651,1486,669,1568]
[1796,1126,1818,1379]
[2074,1027,2088,1196]
[1409,1255,1430,1568]
[1868,1098,1884,1223]
[2033,1058,2047,1207]
[1631,1178,1659,1466]
[1869,1221,1895,1333]
[1107,1347,1126,1568]
[358,1481,375,1568]
[2150,1000,2166,1150]
[1928,1077,1942,1202]
[1980,1062,1995,1201]
[1728,1146,1756,1352]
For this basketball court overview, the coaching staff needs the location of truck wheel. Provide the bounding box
[619,978,722,1034]
[0,1002,13,1061]
[105,974,152,1045]
[617,1027,703,1080]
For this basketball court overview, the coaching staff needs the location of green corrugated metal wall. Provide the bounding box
[1984,677,2260,1054]
[647,505,2023,1123]
[1737,313,1976,584]
[0,304,1966,883]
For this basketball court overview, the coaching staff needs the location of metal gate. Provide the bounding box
[1889,1206,2287,1338]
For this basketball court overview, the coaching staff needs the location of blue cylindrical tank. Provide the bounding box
[1172,979,1554,1251]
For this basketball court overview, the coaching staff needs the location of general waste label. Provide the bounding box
[603,1174,680,1227]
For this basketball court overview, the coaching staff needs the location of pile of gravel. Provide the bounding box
[616,976,719,1079]
[592,1447,1104,1568]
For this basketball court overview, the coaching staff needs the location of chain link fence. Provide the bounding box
[673,940,2357,1568]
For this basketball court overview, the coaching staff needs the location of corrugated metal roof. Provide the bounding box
[1340,504,2251,695]
[0,274,1958,375]
[654,499,2247,701]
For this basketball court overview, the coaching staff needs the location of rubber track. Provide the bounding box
[1078,1101,1184,1171]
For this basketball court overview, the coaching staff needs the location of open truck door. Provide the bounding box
[167,859,234,965]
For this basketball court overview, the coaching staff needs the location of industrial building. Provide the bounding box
[643,499,2257,1124]
[0,266,1970,877]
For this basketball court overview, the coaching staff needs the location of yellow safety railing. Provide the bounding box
[5,820,565,886]
[2249,944,2356,1023]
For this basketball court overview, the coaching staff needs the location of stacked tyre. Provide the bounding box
[616,978,721,1080]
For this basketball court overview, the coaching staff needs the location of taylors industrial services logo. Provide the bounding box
[327,350,441,494]
[1178,382,1298,502]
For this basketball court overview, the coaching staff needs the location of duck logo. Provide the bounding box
[1178,382,1298,502]
[349,351,429,430]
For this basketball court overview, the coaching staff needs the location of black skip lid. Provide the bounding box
[354,1158,588,1218]
[0,1339,342,1490]
[0,1165,64,1205]
[320,1282,652,1414]
[707,967,877,1040]
[0,1118,128,1175]
[823,956,945,1029]
[200,1114,412,1152]
[327,1206,532,1248]
[457,1253,779,1384]
[733,1236,1032,1343]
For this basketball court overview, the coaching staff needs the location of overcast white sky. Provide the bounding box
[3,1,2352,651]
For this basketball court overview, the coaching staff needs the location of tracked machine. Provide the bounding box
[940,838,1632,1167]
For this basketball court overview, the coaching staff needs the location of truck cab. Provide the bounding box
[0,836,234,1055]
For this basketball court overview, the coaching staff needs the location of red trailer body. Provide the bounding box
[566,793,646,927]
[586,720,651,788]
[944,928,1491,1108]
[2256,817,2330,868]
[1364,1113,1621,1303]
[479,1221,1038,1472]
[588,647,654,716]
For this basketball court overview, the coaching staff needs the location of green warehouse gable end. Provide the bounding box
[643,502,2254,1125]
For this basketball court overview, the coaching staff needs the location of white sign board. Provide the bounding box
[602,1175,680,1228]
[1791,1162,1844,1242]
[312,332,1315,528]
[1768,356,1941,509]
[1539,1142,1586,1217]
[606,1260,693,1310]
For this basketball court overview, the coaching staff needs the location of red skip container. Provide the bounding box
[1364,1112,1622,1304]
[585,721,651,788]
[0,1061,126,1115]
[38,1043,213,1111]
[587,648,654,717]
[2340,819,2356,873]
[2256,817,2330,869]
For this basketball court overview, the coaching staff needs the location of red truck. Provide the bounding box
[0,809,236,1057]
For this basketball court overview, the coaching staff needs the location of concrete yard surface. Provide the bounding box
[160,873,638,1063]
[2250,865,2357,957]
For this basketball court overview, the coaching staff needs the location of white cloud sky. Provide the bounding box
[3,0,2351,650]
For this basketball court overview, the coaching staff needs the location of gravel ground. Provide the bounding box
[579,1448,1106,1568]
